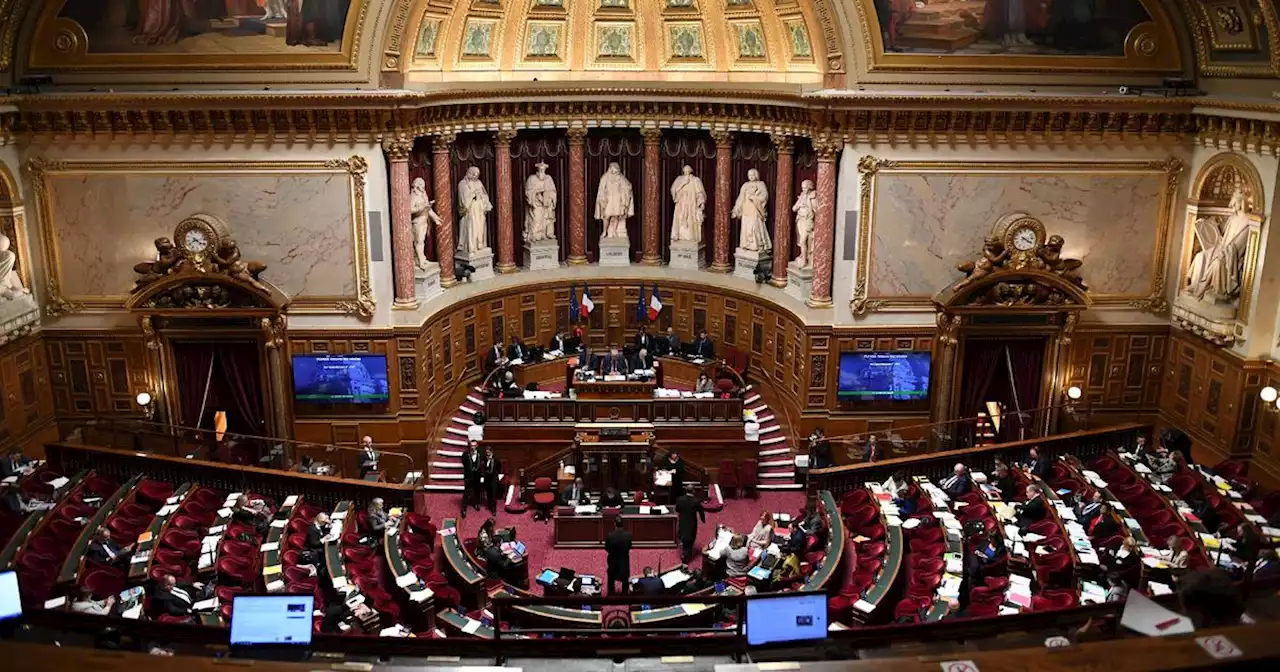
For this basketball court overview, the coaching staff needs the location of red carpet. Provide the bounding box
[424,490,805,583]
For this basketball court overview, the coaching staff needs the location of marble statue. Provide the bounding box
[670,165,706,243]
[792,179,816,268]
[457,166,493,254]
[524,162,558,242]
[409,177,441,270]
[1187,185,1252,302]
[595,162,635,240]
[733,168,771,252]
[0,234,28,300]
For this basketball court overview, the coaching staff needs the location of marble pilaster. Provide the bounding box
[770,135,795,288]
[710,131,733,273]
[809,139,839,308]
[494,129,517,274]
[567,128,588,265]
[383,138,417,307]
[641,128,663,266]
[432,133,458,288]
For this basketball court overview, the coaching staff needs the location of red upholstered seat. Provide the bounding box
[288,518,310,535]
[136,480,175,507]
[405,513,437,539]
[82,568,125,598]
[1031,588,1078,611]
[82,475,120,498]
[532,477,556,522]
[156,613,192,624]
[844,506,878,530]
[216,585,244,604]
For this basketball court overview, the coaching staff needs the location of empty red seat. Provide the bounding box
[136,480,175,507]
[161,530,200,557]
[404,513,436,539]
[1031,588,1078,611]
[82,568,125,598]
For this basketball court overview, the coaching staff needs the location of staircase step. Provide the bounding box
[452,416,475,425]
[757,414,775,423]
[759,482,804,491]
[760,471,795,479]
[760,436,786,446]
[467,395,484,406]
[421,483,465,492]
[749,405,767,413]
[759,425,780,435]
[459,405,482,416]
[760,459,792,468]
[442,437,468,447]
[432,461,462,469]
[446,427,468,436]
[473,386,486,393]
[759,447,790,457]
[743,394,761,405]
[430,473,464,481]
[439,449,463,458]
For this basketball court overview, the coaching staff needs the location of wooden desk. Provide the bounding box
[59,474,143,584]
[553,508,678,548]
[132,482,193,581]
[574,379,657,399]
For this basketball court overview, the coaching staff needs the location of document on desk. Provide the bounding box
[852,599,876,614]
[662,569,692,588]
[283,495,298,507]
[408,586,434,603]
[396,572,419,588]
[461,618,483,634]
[1121,591,1194,636]
[193,598,218,612]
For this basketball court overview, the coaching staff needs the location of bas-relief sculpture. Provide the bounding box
[409,177,441,270]
[524,163,558,242]
[792,179,816,268]
[0,235,30,301]
[1185,185,1251,303]
[457,167,493,254]
[57,0,354,53]
[46,173,357,300]
[595,162,635,241]
[670,165,705,244]
[870,172,1163,297]
[869,0,1149,56]
[733,168,770,252]
[0,232,37,343]
[950,215,1086,307]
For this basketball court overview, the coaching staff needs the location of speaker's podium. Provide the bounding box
[574,423,653,494]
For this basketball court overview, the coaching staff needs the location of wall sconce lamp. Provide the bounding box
[1066,385,1083,402]
[1260,386,1280,413]
[136,391,155,421]
[1064,385,1088,428]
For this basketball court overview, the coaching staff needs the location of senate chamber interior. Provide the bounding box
[2,2,1280,671]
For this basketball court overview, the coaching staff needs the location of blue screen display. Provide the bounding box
[292,354,390,404]
[230,595,314,646]
[837,352,931,401]
[745,592,828,646]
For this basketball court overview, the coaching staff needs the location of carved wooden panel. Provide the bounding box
[1159,329,1247,462]
[45,333,150,418]
[1063,327,1166,410]
[0,335,55,449]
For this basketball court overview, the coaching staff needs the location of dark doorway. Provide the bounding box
[958,337,1046,444]
[171,340,267,438]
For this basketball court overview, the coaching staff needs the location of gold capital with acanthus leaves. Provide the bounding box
[381,138,414,160]
[432,133,456,153]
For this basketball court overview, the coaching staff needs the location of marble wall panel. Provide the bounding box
[870,170,1166,298]
[44,172,356,301]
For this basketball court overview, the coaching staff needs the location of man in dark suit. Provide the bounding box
[87,527,133,569]
[861,435,882,463]
[1016,484,1047,529]
[992,464,1018,502]
[1024,447,1050,479]
[601,347,628,376]
[461,442,482,517]
[629,348,653,372]
[302,512,330,565]
[550,331,569,354]
[0,450,28,479]
[604,516,632,595]
[1076,490,1104,524]
[692,330,715,358]
[660,327,680,357]
[674,485,705,563]
[485,340,507,370]
[635,567,664,596]
[561,477,588,506]
[635,326,653,352]
[481,446,501,514]
[507,337,528,362]
[150,573,196,617]
[1088,503,1121,539]
[358,436,379,478]
[940,463,972,498]
[1189,491,1222,534]
[576,342,594,371]
[666,450,686,499]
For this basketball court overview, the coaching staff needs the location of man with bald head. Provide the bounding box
[940,463,972,498]
[359,436,379,478]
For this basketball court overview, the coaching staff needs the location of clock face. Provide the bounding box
[1011,226,1039,251]
[183,228,210,253]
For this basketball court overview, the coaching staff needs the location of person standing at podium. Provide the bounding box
[507,336,528,362]
[602,347,628,376]
[692,330,715,358]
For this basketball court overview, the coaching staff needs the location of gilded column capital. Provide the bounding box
[813,136,843,161]
[495,129,517,146]
[381,138,413,160]
[771,134,794,154]
[567,127,588,142]
[640,127,663,144]
[432,133,456,154]
[711,130,734,149]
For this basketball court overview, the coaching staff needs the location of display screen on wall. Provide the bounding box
[292,354,390,404]
[837,352,931,401]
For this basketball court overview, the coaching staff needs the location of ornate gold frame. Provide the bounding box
[852,157,1184,316]
[26,0,369,71]
[24,156,374,319]
[850,0,1182,76]
[1183,0,1280,78]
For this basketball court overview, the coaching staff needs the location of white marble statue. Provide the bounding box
[792,179,817,268]
[0,234,28,300]
[595,162,635,240]
[524,162,558,243]
[670,165,706,244]
[456,166,493,254]
[409,177,441,270]
[1187,185,1252,302]
[733,168,771,252]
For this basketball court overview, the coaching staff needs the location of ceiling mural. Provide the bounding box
[25,0,368,70]
[1183,0,1280,77]
[852,0,1183,75]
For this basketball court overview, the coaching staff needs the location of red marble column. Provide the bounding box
[710,130,733,273]
[494,129,517,273]
[432,133,458,288]
[641,128,663,266]
[383,138,417,307]
[567,128,588,265]
[808,138,840,308]
[770,135,795,288]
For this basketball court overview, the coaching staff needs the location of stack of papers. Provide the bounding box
[852,599,876,614]
[1080,581,1107,605]
[408,586,434,602]
[662,569,692,588]
[283,495,299,507]
[193,598,218,612]
[395,573,419,588]
[937,575,962,600]
[1005,575,1033,608]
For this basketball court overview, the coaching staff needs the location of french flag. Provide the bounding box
[580,286,594,319]
[647,283,663,321]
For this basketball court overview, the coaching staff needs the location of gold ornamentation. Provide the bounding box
[771,134,793,154]
[261,315,287,350]
[432,133,456,153]
[495,128,517,145]
[936,312,960,347]
[382,138,414,160]
[1186,0,1280,77]
[140,315,159,351]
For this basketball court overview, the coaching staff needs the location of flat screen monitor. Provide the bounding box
[837,351,931,401]
[230,594,314,646]
[0,571,20,621]
[745,592,828,646]
[292,354,390,404]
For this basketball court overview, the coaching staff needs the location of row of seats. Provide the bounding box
[1087,455,1209,570]
[14,472,119,605]
[79,478,176,598]
[828,489,891,623]
[894,483,948,622]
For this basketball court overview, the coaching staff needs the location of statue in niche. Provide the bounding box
[410,177,441,270]
[457,166,493,254]
[595,162,634,240]
[0,234,29,300]
[133,237,184,291]
[792,179,817,268]
[524,162,558,243]
[733,168,771,252]
[669,164,705,244]
[1186,184,1252,303]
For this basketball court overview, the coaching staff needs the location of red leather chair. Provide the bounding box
[82,568,125,598]
[296,503,323,521]
[532,477,556,522]
[405,513,437,540]
[187,488,224,510]
[161,530,201,558]
[82,475,120,498]
[136,480,175,508]
[117,502,153,520]
[216,585,244,604]
[156,613,192,624]
[46,517,83,542]
[343,546,375,562]
[911,557,945,575]
[288,532,307,549]
[718,460,739,499]
[1167,473,1199,500]
[1031,588,1078,611]
[844,506,878,530]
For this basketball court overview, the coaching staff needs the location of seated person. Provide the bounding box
[600,486,623,508]
[3,489,54,514]
[747,511,774,550]
[1016,484,1047,528]
[481,540,511,579]
[630,348,654,373]
[774,551,804,582]
[1075,490,1104,525]
[0,449,31,479]
[635,326,654,352]
[1149,447,1178,485]
[892,470,922,515]
[575,343,593,370]
[150,573,198,617]
[788,505,823,552]
[70,586,116,616]
[87,527,134,569]
[658,327,680,357]
[549,331,570,354]
[1023,447,1050,479]
[320,599,379,634]
[1132,436,1153,464]
[301,512,331,565]
[1103,537,1141,575]
[365,497,397,536]
[1105,572,1129,603]
[725,535,752,578]
[1188,491,1222,534]
[599,347,629,376]
[231,494,269,534]
[561,477,589,506]
[991,464,1017,502]
[294,455,318,474]
[507,337,529,362]
[1087,502,1121,539]
[477,518,498,552]
[634,566,665,596]
[694,374,714,394]
[691,330,715,359]
[492,370,521,396]
[940,463,972,498]
[1163,535,1190,570]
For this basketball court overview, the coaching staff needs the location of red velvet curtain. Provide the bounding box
[409,136,437,262]
[660,131,717,264]
[960,337,1045,443]
[450,132,498,256]
[173,341,217,429]
[729,133,778,254]
[585,130,644,263]
[510,130,570,263]
[1006,338,1046,438]
[216,341,266,436]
